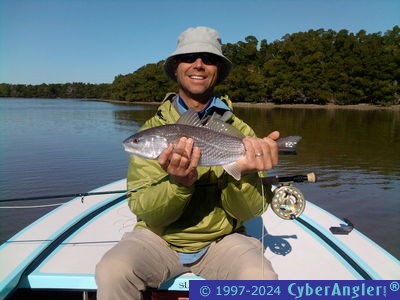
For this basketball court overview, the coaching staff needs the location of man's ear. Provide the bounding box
[173,60,179,78]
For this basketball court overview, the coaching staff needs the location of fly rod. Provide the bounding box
[262,172,317,185]
[0,173,316,204]
[0,190,129,203]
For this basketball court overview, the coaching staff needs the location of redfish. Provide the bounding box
[123,110,301,180]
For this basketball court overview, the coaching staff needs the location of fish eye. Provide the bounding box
[133,138,139,143]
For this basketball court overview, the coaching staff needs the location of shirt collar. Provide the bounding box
[176,96,231,119]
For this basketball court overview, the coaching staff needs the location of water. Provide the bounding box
[0,98,399,259]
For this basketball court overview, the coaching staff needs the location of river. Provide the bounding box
[0,98,399,259]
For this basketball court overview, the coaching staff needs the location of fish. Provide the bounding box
[123,110,301,180]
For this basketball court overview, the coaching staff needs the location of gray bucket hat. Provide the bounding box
[164,26,232,84]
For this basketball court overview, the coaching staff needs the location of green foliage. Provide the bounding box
[109,62,176,102]
[0,82,111,99]
[1,26,399,105]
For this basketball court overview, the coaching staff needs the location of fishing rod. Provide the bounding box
[0,190,129,203]
[0,177,164,209]
[0,172,316,204]
[262,172,317,185]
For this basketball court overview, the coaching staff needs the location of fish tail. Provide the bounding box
[277,136,302,155]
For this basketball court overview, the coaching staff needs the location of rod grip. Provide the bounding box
[306,172,317,183]
[262,172,317,184]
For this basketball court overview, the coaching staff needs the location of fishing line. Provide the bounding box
[260,176,266,279]
[0,202,66,209]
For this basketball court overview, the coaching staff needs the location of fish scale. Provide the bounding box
[139,123,245,166]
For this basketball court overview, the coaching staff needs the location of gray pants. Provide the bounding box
[95,228,278,300]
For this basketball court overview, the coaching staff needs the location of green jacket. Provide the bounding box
[127,94,273,252]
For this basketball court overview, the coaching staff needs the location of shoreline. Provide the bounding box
[3,97,399,110]
[98,98,400,111]
[232,102,400,110]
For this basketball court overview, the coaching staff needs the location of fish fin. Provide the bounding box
[223,162,242,180]
[277,136,302,154]
[176,110,203,127]
[177,110,244,138]
[204,113,244,137]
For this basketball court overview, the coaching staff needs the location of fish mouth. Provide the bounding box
[123,143,136,154]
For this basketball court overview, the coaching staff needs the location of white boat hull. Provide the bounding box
[1,179,399,299]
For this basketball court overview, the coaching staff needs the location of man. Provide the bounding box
[96,26,279,300]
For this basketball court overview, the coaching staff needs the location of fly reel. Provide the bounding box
[271,185,306,220]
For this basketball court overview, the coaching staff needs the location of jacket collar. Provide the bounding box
[175,95,231,120]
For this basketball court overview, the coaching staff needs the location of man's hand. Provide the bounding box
[158,137,200,187]
[235,131,280,177]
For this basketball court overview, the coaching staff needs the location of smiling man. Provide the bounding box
[96,26,279,300]
[174,52,219,105]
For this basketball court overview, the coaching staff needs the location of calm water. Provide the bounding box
[0,98,399,259]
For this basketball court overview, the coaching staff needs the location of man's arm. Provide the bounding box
[127,155,194,228]
[221,131,280,221]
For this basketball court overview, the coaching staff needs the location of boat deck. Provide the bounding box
[1,179,399,299]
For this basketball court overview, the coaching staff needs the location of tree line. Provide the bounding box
[1,26,399,105]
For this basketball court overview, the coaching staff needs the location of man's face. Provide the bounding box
[174,53,220,103]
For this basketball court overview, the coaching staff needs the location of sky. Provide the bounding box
[0,0,399,85]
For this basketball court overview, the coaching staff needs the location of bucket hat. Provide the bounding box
[164,26,232,84]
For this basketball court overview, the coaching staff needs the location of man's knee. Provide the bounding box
[95,254,135,287]
[238,266,278,280]
[95,254,145,300]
